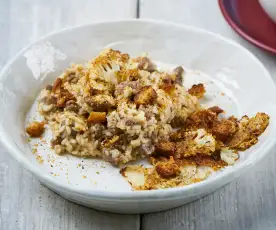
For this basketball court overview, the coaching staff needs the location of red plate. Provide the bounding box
[218,0,276,54]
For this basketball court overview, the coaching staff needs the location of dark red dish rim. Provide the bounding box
[218,0,276,54]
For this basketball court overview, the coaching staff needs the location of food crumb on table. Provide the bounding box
[32,148,37,154]
[36,155,44,164]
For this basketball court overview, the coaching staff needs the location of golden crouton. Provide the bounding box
[134,86,157,105]
[155,141,176,157]
[155,160,180,178]
[26,121,45,138]
[188,83,206,98]
[212,119,237,142]
[87,112,107,124]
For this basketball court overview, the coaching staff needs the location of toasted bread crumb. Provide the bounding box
[26,121,45,138]
[155,141,176,157]
[134,86,157,105]
[87,112,107,124]
[173,66,184,85]
[188,83,206,98]
[156,160,180,178]
[212,119,237,142]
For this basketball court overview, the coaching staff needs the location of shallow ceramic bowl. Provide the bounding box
[1,19,276,214]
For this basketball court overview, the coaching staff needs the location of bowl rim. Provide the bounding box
[1,18,276,201]
[218,0,276,54]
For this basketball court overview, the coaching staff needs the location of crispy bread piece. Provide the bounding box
[227,113,269,150]
[188,83,206,98]
[134,86,157,106]
[155,141,176,157]
[26,121,45,138]
[87,112,107,124]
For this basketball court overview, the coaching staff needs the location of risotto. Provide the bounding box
[26,48,269,190]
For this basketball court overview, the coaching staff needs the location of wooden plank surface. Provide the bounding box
[140,1,276,230]
[0,1,139,230]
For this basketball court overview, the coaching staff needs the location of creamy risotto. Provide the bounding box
[26,49,269,190]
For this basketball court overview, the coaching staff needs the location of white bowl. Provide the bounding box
[1,19,276,214]
[259,0,276,22]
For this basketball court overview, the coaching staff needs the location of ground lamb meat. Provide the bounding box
[55,88,76,108]
[85,95,116,112]
[51,136,62,147]
[160,76,176,94]
[186,109,218,130]
[173,66,184,85]
[208,106,224,115]
[45,85,53,91]
[52,78,62,93]
[65,100,79,113]
[137,57,157,72]
[114,81,141,97]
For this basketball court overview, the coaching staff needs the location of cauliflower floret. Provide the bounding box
[175,129,216,158]
[194,129,216,151]
[195,166,214,180]
[88,48,139,84]
[120,165,146,190]
[220,147,239,165]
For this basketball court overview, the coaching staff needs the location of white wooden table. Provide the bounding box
[1,0,276,229]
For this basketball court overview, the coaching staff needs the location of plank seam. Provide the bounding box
[136,0,140,18]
